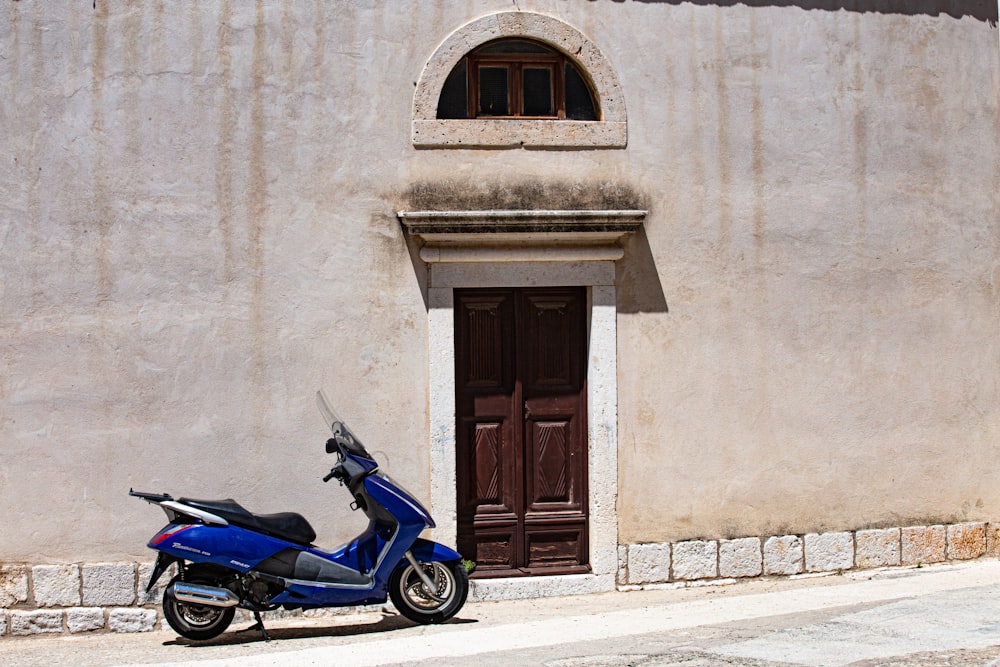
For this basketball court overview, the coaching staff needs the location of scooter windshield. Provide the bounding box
[316,390,372,458]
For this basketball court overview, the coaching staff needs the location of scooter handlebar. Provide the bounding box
[323,464,347,484]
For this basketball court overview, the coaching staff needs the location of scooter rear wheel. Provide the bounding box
[389,559,468,624]
[162,567,236,641]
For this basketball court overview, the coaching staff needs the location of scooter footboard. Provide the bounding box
[407,538,462,563]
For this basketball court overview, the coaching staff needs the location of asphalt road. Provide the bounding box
[3,560,1000,667]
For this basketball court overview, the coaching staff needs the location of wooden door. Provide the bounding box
[455,287,589,577]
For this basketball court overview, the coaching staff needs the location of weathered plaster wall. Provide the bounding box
[610,3,1000,541]
[1,1,997,562]
[1,2,431,561]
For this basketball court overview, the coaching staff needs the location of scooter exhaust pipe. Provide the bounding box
[170,582,240,608]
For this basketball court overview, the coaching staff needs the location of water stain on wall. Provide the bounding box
[90,2,112,305]
[248,0,270,450]
[714,7,734,256]
[687,10,708,249]
[851,14,869,244]
[215,0,236,289]
[750,11,766,260]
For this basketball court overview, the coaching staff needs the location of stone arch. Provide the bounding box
[412,11,627,148]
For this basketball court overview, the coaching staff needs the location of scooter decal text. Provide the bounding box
[172,542,211,556]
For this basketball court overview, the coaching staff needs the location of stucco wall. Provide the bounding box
[1,1,998,562]
[611,2,1000,542]
[1,2,433,561]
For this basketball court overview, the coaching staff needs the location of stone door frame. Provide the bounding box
[401,208,644,598]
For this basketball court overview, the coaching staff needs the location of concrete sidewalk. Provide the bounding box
[4,560,1000,667]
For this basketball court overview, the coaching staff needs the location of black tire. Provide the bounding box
[162,567,236,641]
[388,558,469,624]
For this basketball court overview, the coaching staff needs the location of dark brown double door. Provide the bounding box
[455,287,589,578]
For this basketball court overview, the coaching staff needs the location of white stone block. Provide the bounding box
[805,532,854,572]
[617,545,628,585]
[763,535,803,575]
[719,537,762,578]
[10,609,63,635]
[82,563,136,606]
[108,608,157,633]
[67,607,105,633]
[672,540,718,581]
[470,573,614,601]
[32,564,80,607]
[855,528,900,568]
[626,543,671,585]
[0,565,29,606]
[1,611,7,636]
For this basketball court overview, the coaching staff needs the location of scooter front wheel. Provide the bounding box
[389,559,468,624]
[162,568,236,641]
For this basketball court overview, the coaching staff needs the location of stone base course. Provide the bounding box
[763,535,803,575]
[989,524,1000,558]
[138,562,175,605]
[625,542,671,585]
[856,528,901,568]
[805,532,854,572]
[32,564,81,607]
[1,561,159,639]
[671,540,717,581]
[620,521,999,591]
[720,537,762,578]
[0,566,29,607]
[2,520,998,638]
[10,610,63,636]
[82,563,136,607]
[947,522,987,560]
[108,608,157,633]
[67,607,105,634]
[902,525,946,564]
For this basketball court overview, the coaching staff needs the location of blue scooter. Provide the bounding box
[130,391,468,641]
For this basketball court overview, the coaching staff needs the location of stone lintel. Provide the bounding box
[400,209,645,264]
[399,209,646,234]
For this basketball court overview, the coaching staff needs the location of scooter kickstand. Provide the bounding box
[248,610,270,642]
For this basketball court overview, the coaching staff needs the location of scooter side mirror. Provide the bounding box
[326,438,338,454]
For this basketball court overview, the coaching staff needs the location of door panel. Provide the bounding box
[455,287,588,577]
[471,422,505,508]
[524,522,587,570]
[526,418,575,509]
[468,524,517,571]
[460,295,511,389]
[522,291,582,390]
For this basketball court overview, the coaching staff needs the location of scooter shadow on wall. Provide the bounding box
[164,612,477,647]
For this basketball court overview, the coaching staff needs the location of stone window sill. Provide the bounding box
[412,119,627,149]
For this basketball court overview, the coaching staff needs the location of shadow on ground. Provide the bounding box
[164,614,478,647]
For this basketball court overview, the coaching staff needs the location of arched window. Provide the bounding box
[437,39,598,121]
[411,11,626,148]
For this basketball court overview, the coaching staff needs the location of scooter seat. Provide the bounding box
[178,497,317,545]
